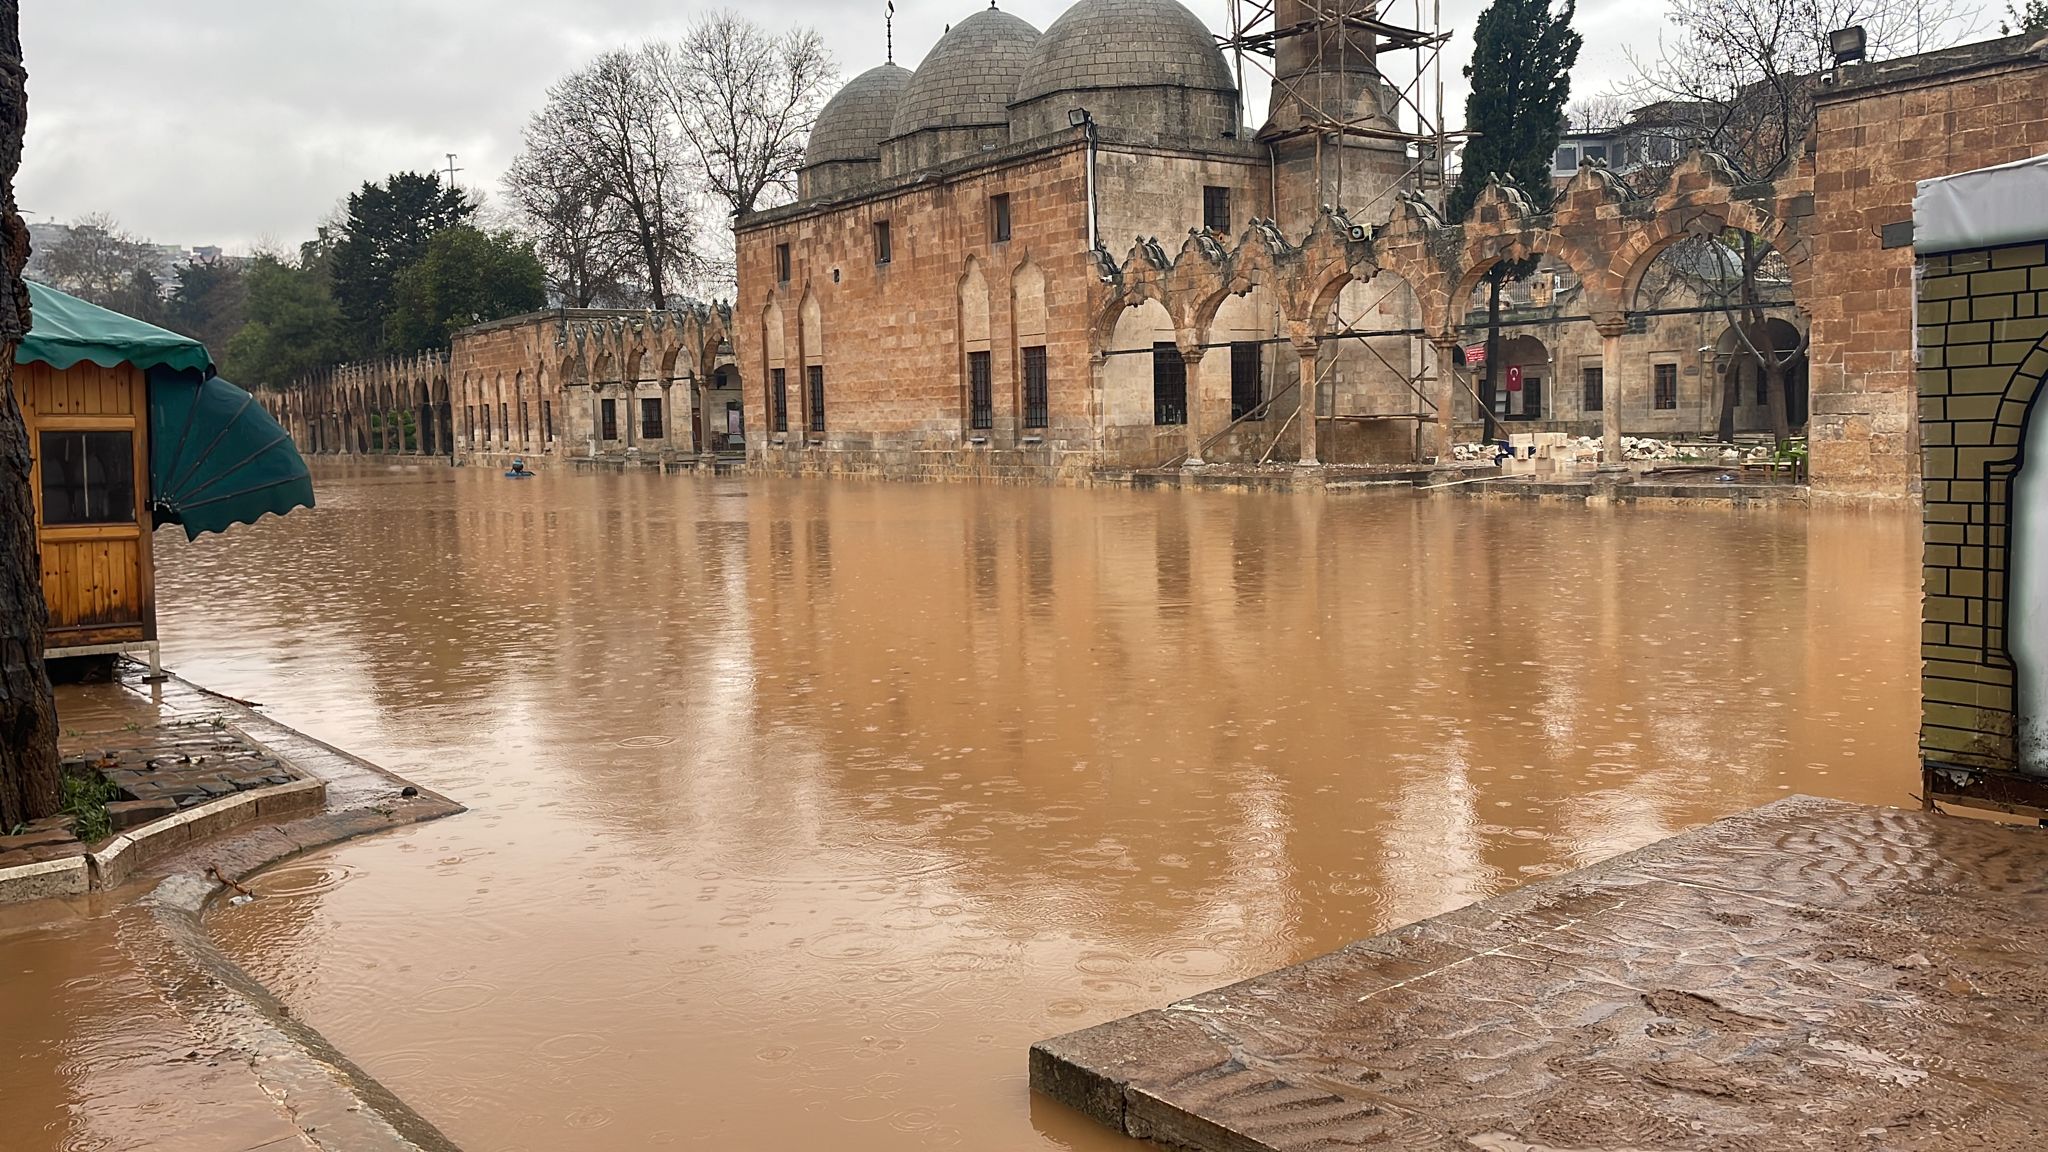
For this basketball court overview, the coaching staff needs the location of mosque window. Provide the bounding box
[773,368,789,433]
[808,366,826,433]
[1153,343,1187,426]
[1654,363,1678,410]
[991,195,1012,243]
[1022,346,1048,429]
[1230,342,1263,421]
[969,351,993,431]
[1203,186,1231,234]
[776,243,791,283]
[874,221,892,265]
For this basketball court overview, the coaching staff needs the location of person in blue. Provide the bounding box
[506,457,533,478]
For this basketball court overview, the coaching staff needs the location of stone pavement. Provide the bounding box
[1033,796,2048,1151]
[0,673,464,1152]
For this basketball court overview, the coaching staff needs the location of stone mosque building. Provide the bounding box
[736,0,1441,478]
[270,6,2048,499]
[733,0,1820,480]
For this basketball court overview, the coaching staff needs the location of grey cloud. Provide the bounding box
[17,0,1992,250]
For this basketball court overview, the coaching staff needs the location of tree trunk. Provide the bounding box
[1482,271,1503,443]
[1716,358,1738,442]
[1764,356,1792,445]
[0,0,61,831]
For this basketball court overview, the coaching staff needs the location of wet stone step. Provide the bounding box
[0,830,79,853]
[107,799,178,831]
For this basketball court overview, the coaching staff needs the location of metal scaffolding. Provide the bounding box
[1221,0,1455,212]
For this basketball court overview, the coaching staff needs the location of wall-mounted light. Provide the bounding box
[1068,108,1093,129]
[1828,26,1866,65]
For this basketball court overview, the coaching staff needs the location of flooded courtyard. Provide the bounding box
[5,464,1922,1151]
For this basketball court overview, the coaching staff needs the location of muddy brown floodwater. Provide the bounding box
[10,464,1923,1151]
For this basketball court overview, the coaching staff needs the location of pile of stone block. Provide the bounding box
[1497,433,1602,476]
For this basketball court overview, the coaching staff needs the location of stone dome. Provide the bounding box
[1013,0,1235,106]
[804,62,913,168]
[890,7,1042,138]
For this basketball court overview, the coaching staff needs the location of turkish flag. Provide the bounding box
[1506,365,1524,393]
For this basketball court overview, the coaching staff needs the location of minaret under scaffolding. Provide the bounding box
[1230,0,1451,236]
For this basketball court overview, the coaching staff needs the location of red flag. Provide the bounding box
[1506,365,1524,393]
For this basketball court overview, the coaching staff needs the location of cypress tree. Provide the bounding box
[1449,0,1582,442]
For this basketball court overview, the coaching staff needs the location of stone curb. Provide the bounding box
[0,854,89,902]
[0,777,328,906]
[89,777,327,892]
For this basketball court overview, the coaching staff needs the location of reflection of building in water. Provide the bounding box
[1913,153,2048,809]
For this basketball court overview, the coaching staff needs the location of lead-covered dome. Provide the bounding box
[891,7,1042,137]
[1009,0,1239,146]
[801,62,913,199]
[1013,0,1235,106]
[805,62,913,168]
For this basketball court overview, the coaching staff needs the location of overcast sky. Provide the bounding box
[17,0,1995,251]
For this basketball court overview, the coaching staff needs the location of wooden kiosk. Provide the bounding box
[19,281,314,671]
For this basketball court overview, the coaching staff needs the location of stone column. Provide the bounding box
[1430,336,1461,461]
[1181,344,1208,466]
[1295,342,1321,466]
[1595,315,1629,465]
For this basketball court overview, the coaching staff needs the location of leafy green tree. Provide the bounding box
[220,252,346,389]
[164,258,247,357]
[384,227,546,353]
[1448,0,1581,441]
[2006,0,2048,33]
[329,172,471,358]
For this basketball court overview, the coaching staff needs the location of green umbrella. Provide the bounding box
[149,368,315,540]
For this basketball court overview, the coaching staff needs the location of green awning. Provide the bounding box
[18,280,213,375]
[149,369,315,540]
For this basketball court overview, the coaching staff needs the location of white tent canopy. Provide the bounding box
[1914,152,2048,255]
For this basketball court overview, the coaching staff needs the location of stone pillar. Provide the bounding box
[1596,315,1629,465]
[1430,336,1461,461]
[1181,345,1208,466]
[1295,343,1321,466]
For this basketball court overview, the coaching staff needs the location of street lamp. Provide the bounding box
[1828,26,1866,66]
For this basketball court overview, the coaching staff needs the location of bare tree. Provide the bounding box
[1626,0,1983,182]
[503,103,646,308]
[647,14,836,222]
[512,50,700,310]
[0,0,62,830]
[1646,230,1804,443]
[34,211,166,316]
[1566,94,1632,131]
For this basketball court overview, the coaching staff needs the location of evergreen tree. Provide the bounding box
[384,227,547,353]
[1448,0,1581,441]
[329,172,472,359]
[221,252,346,389]
[164,259,248,356]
